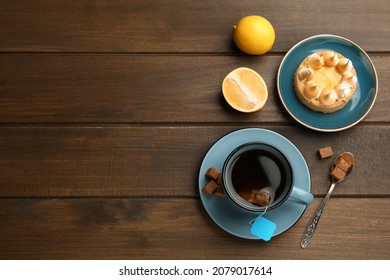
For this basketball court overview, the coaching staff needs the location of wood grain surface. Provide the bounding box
[0,0,389,52]
[0,0,389,260]
[0,126,389,197]
[0,198,388,259]
[0,55,388,123]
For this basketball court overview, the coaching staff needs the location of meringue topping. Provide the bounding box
[294,50,358,113]
[341,72,358,87]
[336,58,352,74]
[334,84,351,99]
[304,83,320,99]
[298,68,314,81]
[323,51,338,67]
[308,53,323,70]
[319,88,337,106]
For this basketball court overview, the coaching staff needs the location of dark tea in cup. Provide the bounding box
[222,142,299,212]
[231,148,289,205]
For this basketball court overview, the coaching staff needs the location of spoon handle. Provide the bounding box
[300,182,336,249]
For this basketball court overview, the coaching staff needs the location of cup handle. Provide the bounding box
[288,187,314,205]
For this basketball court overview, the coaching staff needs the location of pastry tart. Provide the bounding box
[294,50,358,113]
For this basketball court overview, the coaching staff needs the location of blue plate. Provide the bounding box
[277,34,378,132]
[198,128,311,239]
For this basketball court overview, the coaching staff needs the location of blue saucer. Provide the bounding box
[198,128,311,239]
[277,34,378,132]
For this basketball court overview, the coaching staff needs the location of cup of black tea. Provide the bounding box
[222,142,313,213]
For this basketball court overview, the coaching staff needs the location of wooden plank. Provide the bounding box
[0,126,388,197]
[0,198,388,259]
[0,0,389,52]
[0,55,387,123]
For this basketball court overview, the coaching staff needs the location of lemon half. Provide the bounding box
[222,67,268,113]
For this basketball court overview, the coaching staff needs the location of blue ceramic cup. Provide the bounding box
[222,142,313,214]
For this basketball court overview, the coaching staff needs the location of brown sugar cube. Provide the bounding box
[254,192,271,207]
[318,146,334,159]
[203,180,218,195]
[205,167,221,181]
[331,166,347,181]
[216,173,223,185]
[248,191,257,204]
[214,185,226,197]
[248,191,270,207]
[335,156,352,173]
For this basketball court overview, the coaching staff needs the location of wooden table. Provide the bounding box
[0,0,389,260]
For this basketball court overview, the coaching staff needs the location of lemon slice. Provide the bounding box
[222,67,268,113]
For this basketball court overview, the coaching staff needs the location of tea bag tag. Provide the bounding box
[250,216,276,241]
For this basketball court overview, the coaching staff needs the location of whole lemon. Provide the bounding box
[233,15,275,55]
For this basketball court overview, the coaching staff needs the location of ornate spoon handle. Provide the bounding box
[300,182,336,249]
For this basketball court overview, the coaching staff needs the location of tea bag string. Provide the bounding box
[249,205,269,225]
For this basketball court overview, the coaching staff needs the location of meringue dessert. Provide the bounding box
[294,50,358,113]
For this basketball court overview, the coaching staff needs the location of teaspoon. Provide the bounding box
[300,152,355,249]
